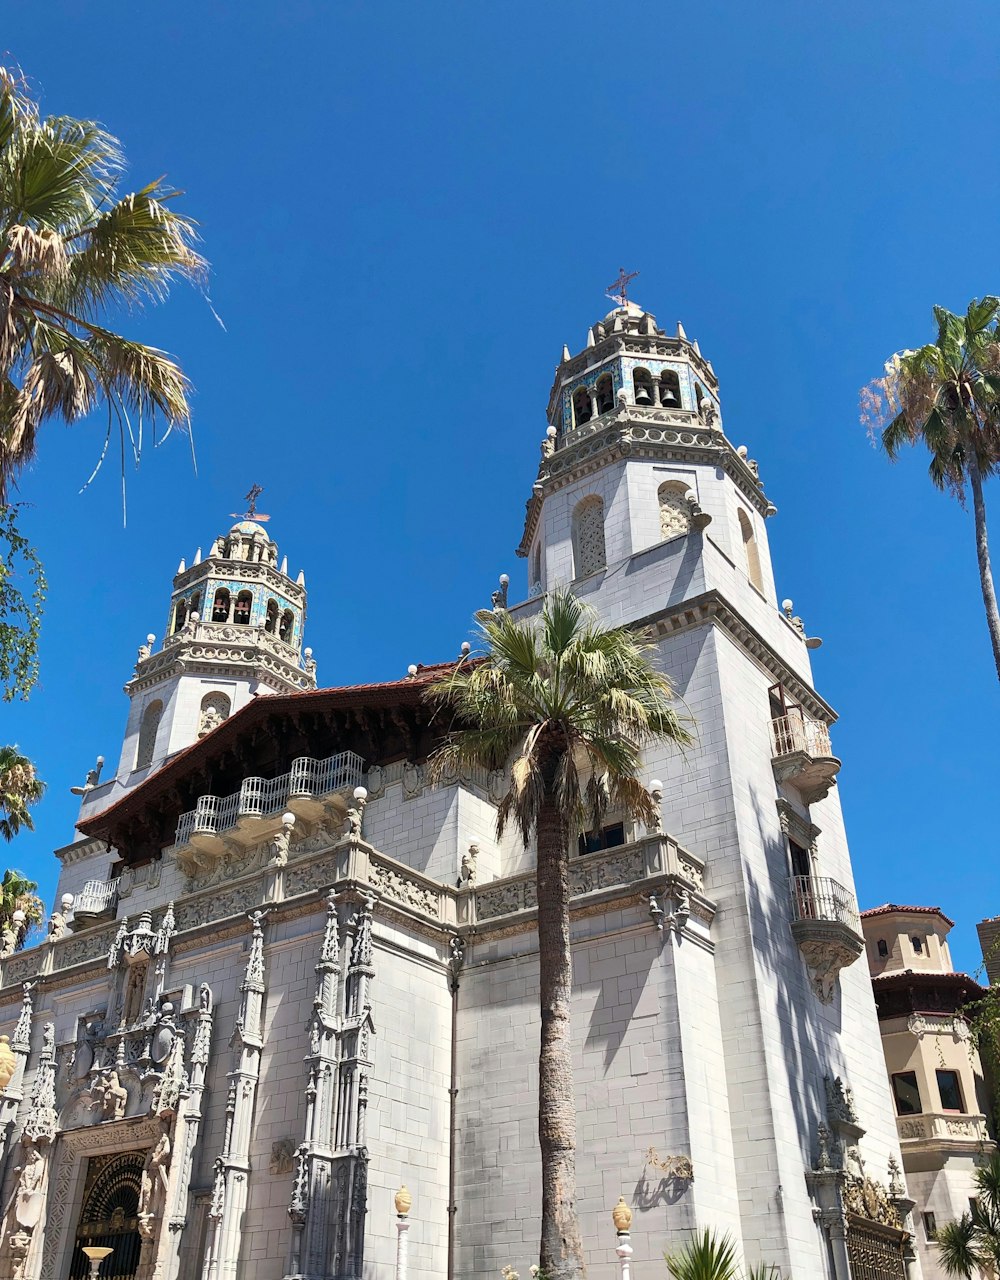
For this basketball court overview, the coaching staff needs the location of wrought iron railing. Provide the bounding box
[790,875,861,934]
[74,878,120,915]
[175,750,365,845]
[770,709,833,759]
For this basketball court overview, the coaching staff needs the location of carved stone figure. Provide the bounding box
[271,814,295,867]
[198,705,224,738]
[99,1069,128,1121]
[47,910,69,941]
[14,1146,45,1229]
[0,926,17,960]
[345,800,365,840]
[460,844,478,886]
[825,1075,858,1125]
[269,1139,296,1175]
[138,1124,172,1237]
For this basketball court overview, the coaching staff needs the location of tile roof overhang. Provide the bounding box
[861,903,956,928]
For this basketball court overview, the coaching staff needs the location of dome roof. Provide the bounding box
[603,300,644,322]
[230,520,270,540]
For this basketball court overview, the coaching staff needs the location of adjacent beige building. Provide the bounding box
[862,905,994,1279]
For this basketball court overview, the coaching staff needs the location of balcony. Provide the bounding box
[789,874,864,1003]
[71,877,120,926]
[770,710,841,804]
[174,750,365,857]
[897,1112,992,1149]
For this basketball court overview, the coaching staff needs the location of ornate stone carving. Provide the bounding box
[825,1075,858,1126]
[137,1121,172,1238]
[460,844,478,887]
[842,1178,901,1229]
[366,859,437,916]
[269,1139,296,1175]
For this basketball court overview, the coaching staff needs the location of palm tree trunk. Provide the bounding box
[535,786,586,1280]
[968,454,1000,682]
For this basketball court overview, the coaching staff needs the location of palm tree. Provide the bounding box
[0,867,44,947]
[430,589,692,1280]
[0,64,205,498]
[664,1230,781,1280]
[934,1151,1000,1276]
[862,297,1000,681]
[0,743,43,840]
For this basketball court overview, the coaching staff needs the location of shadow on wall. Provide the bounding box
[745,784,848,1170]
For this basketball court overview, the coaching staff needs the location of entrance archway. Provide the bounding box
[68,1151,145,1280]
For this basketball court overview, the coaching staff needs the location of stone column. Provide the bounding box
[201,914,269,1280]
[155,986,214,1280]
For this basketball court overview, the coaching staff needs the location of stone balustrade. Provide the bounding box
[897,1111,990,1146]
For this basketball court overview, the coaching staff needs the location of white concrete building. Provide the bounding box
[0,299,920,1280]
[861,904,995,1279]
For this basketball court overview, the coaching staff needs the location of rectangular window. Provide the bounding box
[789,839,811,879]
[922,1212,937,1240]
[891,1071,922,1116]
[578,822,625,856]
[937,1069,964,1112]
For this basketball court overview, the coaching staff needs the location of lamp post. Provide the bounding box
[612,1197,633,1280]
[81,1246,113,1280]
[394,1185,411,1280]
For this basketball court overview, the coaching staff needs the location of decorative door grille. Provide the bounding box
[846,1216,906,1280]
[69,1150,146,1280]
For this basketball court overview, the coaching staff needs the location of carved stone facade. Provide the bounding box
[0,300,911,1280]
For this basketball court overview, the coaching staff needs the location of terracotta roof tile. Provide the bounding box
[860,903,955,927]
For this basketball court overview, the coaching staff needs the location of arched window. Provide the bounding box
[198,691,231,738]
[632,368,654,406]
[212,588,231,623]
[279,609,295,643]
[136,700,163,771]
[877,939,889,958]
[659,370,681,408]
[695,382,706,411]
[572,386,592,427]
[739,508,763,592]
[572,496,607,578]
[595,374,615,414]
[189,592,201,618]
[531,543,543,595]
[234,590,253,625]
[658,481,692,541]
[265,599,279,634]
[172,598,187,633]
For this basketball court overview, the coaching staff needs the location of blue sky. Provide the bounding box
[3,0,998,975]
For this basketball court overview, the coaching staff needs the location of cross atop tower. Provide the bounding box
[231,484,270,523]
[606,267,640,309]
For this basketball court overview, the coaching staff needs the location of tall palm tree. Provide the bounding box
[0,867,44,947]
[934,1151,1000,1276]
[430,589,692,1280]
[863,297,1000,681]
[0,64,205,498]
[0,743,43,840]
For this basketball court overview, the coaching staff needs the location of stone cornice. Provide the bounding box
[0,831,713,999]
[635,590,837,724]
[54,836,107,866]
[125,633,314,696]
[517,412,769,555]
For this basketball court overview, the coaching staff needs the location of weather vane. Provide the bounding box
[606,267,639,309]
[230,484,270,522]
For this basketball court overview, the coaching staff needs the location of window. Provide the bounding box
[658,480,692,541]
[891,1071,922,1116]
[572,386,592,427]
[595,374,615,414]
[531,544,543,595]
[632,368,654,405]
[572,496,607,578]
[922,1212,936,1241]
[279,609,295,643]
[937,1069,964,1113]
[738,508,763,592]
[135,700,163,771]
[234,590,253,625]
[190,592,201,618]
[659,370,681,408]
[212,588,231,623]
[173,598,188,633]
[877,939,889,958]
[198,692,231,738]
[912,935,924,955]
[265,599,279,634]
[578,822,625,856]
[789,839,811,879]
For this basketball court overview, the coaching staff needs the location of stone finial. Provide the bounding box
[395,1185,412,1216]
[561,344,571,363]
[586,328,595,348]
[676,321,687,340]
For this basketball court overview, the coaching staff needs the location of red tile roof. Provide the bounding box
[860,903,955,927]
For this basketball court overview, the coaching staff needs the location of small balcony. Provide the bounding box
[770,710,841,804]
[897,1111,992,1149]
[174,750,366,858]
[71,877,120,927]
[789,874,864,1003]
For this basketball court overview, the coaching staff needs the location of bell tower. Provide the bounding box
[112,514,317,788]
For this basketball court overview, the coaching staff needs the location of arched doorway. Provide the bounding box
[69,1151,145,1280]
